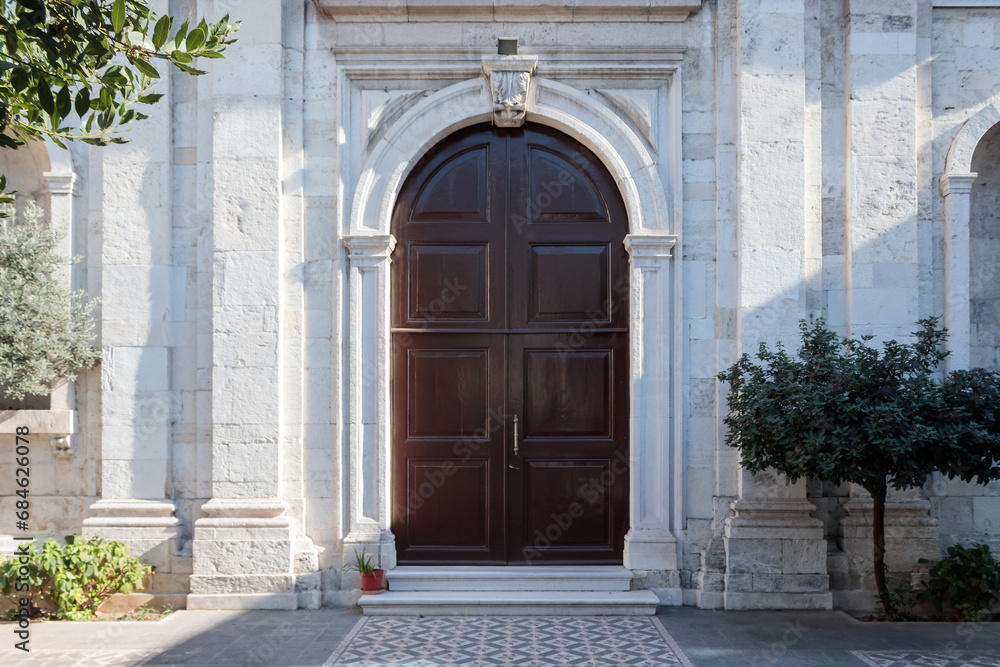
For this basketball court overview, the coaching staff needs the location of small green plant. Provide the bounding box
[918,543,1000,621]
[874,582,917,622]
[0,535,153,620]
[344,549,376,574]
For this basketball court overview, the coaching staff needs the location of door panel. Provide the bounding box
[392,333,506,563]
[407,244,490,322]
[528,244,611,324]
[506,333,628,563]
[522,349,611,438]
[410,147,490,222]
[406,349,490,438]
[391,123,630,564]
[407,459,490,549]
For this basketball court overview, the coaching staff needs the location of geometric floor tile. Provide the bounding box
[853,651,1000,667]
[0,649,162,667]
[324,616,694,667]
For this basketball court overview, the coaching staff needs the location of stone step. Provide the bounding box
[359,590,660,616]
[386,566,634,592]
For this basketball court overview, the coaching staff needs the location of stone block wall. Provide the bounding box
[2,0,1000,613]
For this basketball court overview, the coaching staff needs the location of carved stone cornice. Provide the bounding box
[482,55,537,128]
[316,0,704,22]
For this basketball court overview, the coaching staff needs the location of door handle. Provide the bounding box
[513,414,519,456]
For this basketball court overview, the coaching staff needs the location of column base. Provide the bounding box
[189,499,296,609]
[836,496,940,612]
[83,499,183,573]
[624,528,678,570]
[723,498,832,610]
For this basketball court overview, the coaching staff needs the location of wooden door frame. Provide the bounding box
[341,68,680,575]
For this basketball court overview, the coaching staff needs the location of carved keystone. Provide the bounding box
[482,55,538,128]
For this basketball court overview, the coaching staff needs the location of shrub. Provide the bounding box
[0,535,153,620]
[718,317,1000,619]
[919,543,1000,622]
[0,201,99,401]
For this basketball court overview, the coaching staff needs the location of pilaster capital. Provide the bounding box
[624,233,677,260]
[940,172,978,197]
[344,235,396,263]
[42,171,79,196]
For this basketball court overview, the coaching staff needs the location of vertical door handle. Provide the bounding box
[513,414,519,456]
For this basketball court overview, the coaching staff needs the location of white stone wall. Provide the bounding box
[5,0,1000,611]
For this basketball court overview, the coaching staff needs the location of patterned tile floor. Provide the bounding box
[324,616,694,667]
[3,609,1000,666]
[853,651,1000,667]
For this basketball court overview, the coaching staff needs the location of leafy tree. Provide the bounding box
[718,318,1000,617]
[0,1,238,396]
[0,201,99,401]
[0,0,239,151]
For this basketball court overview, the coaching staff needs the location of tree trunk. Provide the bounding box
[871,483,890,615]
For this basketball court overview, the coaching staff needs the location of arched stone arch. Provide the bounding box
[946,97,1000,176]
[342,71,680,576]
[348,77,671,237]
[941,96,1000,370]
[0,137,79,436]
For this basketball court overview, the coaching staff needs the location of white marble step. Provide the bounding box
[386,565,633,592]
[359,590,660,616]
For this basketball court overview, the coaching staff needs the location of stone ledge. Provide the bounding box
[316,0,703,22]
[0,409,76,435]
[724,591,833,610]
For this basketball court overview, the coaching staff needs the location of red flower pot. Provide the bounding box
[361,569,385,595]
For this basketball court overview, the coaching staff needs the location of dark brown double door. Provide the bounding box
[391,123,629,564]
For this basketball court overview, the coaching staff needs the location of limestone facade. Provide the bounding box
[2,0,1000,612]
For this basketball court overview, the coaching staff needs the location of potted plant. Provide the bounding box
[346,549,384,595]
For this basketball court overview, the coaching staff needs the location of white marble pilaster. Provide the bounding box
[623,234,679,573]
[188,0,296,610]
[343,235,397,570]
[940,172,977,371]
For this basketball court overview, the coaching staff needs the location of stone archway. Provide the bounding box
[341,59,680,575]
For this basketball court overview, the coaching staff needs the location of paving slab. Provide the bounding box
[0,607,997,666]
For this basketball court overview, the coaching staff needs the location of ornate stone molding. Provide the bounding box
[317,0,704,22]
[482,55,537,128]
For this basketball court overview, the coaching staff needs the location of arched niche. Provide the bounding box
[0,137,79,447]
[969,122,1000,369]
[941,96,1000,370]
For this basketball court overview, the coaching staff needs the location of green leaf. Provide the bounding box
[185,27,206,51]
[36,79,54,116]
[74,88,90,117]
[111,0,126,33]
[174,62,206,76]
[10,67,28,93]
[152,15,171,51]
[127,55,159,79]
[171,20,189,49]
[56,86,72,118]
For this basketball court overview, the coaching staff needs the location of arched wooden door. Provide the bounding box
[390,123,629,564]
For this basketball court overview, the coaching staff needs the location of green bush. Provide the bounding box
[0,535,153,620]
[919,543,1000,622]
[0,201,99,401]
